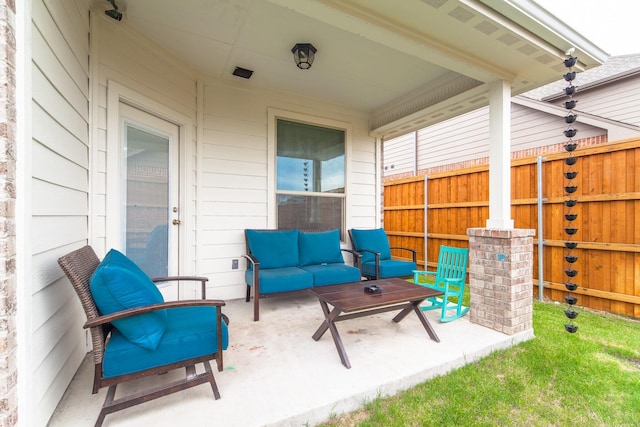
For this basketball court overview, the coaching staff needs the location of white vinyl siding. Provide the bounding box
[552,76,640,127]
[93,13,199,268]
[384,103,607,175]
[90,4,376,302]
[417,107,489,170]
[509,104,603,152]
[201,82,376,299]
[29,1,90,425]
[383,132,415,176]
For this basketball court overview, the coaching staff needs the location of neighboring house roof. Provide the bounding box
[522,53,640,101]
[518,53,640,139]
[513,96,640,142]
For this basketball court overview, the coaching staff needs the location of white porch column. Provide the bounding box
[486,80,514,229]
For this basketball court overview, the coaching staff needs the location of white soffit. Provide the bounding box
[106,0,607,138]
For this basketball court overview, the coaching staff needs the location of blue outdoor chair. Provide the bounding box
[58,246,229,427]
[413,245,469,322]
[348,228,417,280]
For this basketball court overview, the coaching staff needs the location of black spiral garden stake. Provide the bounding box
[562,55,579,333]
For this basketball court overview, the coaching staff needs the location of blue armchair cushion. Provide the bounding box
[298,229,345,266]
[103,306,229,378]
[246,229,299,269]
[350,228,392,264]
[90,249,166,350]
[245,267,312,294]
[300,263,361,286]
[361,259,417,279]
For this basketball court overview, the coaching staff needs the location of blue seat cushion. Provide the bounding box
[103,306,229,378]
[245,267,312,294]
[246,229,299,268]
[300,264,361,286]
[90,249,166,350]
[362,259,417,279]
[350,228,392,264]
[298,229,345,266]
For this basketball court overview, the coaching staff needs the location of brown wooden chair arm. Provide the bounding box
[152,276,209,299]
[356,248,380,257]
[241,253,259,267]
[341,248,362,269]
[84,299,226,329]
[389,246,417,263]
[242,254,261,320]
[353,249,381,279]
[152,276,209,283]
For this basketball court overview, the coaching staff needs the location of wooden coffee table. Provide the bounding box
[309,277,444,368]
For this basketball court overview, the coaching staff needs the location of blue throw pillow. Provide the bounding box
[90,249,166,350]
[100,248,150,273]
[298,230,345,266]
[246,229,299,269]
[350,228,392,263]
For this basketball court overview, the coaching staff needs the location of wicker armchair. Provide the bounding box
[58,245,228,427]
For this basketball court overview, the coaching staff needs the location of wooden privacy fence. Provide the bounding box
[383,138,640,319]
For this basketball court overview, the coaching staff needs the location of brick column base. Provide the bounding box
[467,228,535,335]
[0,0,17,426]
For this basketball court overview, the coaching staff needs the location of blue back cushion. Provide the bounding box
[298,229,345,266]
[90,249,166,350]
[246,229,299,268]
[350,228,392,264]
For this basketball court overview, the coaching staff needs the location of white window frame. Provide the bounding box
[267,108,352,235]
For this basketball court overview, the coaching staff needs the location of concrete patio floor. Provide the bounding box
[48,292,534,427]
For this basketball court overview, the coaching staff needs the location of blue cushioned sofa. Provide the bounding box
[243,229,362,321]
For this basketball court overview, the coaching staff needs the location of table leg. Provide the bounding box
[312,301,351,369]
[392,300,440,343]
[312,299,333,340]
[391,303,413,322]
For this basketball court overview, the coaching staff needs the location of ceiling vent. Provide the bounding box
[232,67,254,79]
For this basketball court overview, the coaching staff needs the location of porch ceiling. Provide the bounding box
[97,0,607,138]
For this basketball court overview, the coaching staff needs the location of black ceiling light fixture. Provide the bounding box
[291,43,317,70]
[105,0,123,21]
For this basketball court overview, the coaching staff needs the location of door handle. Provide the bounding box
[172,219,181,225]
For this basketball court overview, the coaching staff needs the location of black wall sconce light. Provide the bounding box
[291,43,317,70]
[105,0,123,21]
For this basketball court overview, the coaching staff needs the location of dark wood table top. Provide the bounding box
[309,277,443,313]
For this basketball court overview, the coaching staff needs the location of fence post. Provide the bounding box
[423,175,428,269]
[537,156,546,301]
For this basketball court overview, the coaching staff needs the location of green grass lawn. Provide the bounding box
[319,301,640,427]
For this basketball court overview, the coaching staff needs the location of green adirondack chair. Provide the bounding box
[413,245,469,322]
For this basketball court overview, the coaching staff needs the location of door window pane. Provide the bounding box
[125,125,170,278]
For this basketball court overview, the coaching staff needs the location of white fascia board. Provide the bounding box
[477,0,609,69]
